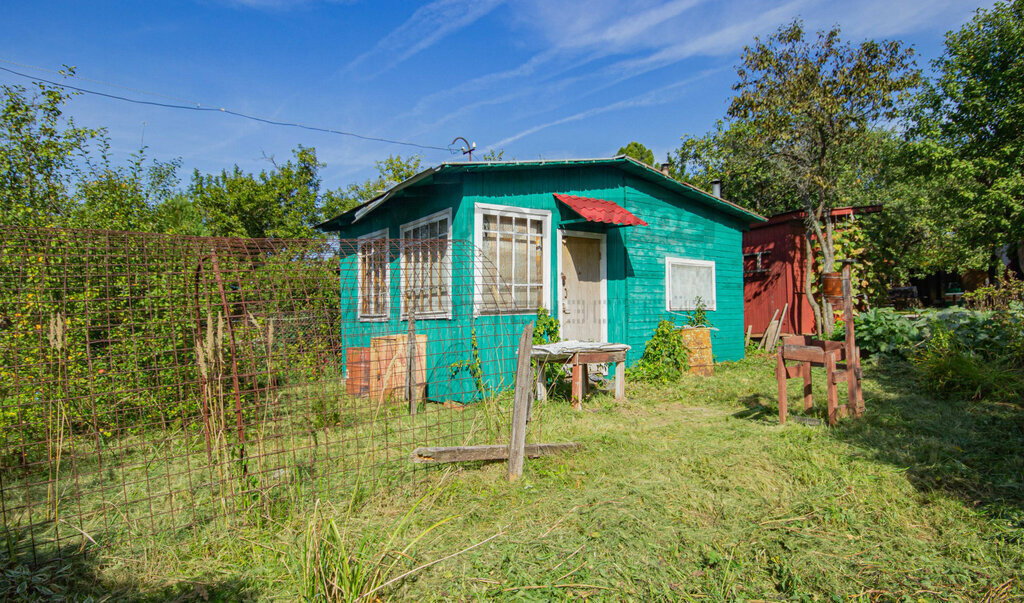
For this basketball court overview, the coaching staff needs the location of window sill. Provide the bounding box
[401,313,453,321]
[475,308,542,317]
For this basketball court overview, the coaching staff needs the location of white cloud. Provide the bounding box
[486,67,723,150]
[398,0,705,123]
[606,0,808,78]
[344,0,507,76]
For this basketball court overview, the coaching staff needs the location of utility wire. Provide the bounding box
[0,57,199,105]
[0,63,455,153]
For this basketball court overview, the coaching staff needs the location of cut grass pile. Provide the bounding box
[9,351,1024,600]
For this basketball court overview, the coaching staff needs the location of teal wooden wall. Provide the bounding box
[619,175,748,364]
[333,164,748,403]
[463,166,747,364]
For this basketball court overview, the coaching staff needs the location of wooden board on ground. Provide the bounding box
[409,443,581,464]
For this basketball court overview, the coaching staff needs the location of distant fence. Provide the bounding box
[0,227,532,566]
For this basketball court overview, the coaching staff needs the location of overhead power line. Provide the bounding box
[0,62,455,153]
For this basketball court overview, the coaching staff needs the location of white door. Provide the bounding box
[560,233,606,341]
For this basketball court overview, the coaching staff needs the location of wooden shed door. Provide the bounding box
[560,234,605,342]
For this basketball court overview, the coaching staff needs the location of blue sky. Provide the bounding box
[2,0,994,190]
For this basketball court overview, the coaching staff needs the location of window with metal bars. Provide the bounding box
[401,210,451,319]
[475,204,549,314]
[358,229,389,320]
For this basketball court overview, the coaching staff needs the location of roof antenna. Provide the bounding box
[451,137,475,161]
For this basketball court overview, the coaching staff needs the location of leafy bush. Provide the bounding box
[963,272,1024,312]
[627,320,690,383]
[834,306,1022,358]
[830,304,1024,403]
[912,325,1024,403]
[533,307,559,344]
[832,307,923,356]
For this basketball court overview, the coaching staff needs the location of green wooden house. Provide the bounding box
[318,156,764,403]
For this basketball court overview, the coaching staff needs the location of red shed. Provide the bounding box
[743,206,881,337]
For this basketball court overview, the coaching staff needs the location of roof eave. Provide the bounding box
[615,156,767,223]
[316,166,441,231]
[317,155,767,230]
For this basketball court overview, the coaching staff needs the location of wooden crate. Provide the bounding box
[346,347,370,397]
[369,334,427,403]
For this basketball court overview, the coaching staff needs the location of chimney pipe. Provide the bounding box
[711,179,722,198]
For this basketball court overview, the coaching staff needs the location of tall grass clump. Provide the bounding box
[912,314,1024,403]
[285,495,453,602]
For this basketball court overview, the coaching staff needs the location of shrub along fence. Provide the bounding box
[0,226,532,567]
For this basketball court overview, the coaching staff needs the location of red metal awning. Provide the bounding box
[553,193,648,227]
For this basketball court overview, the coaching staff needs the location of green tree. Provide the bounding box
[672,120,799,214]
[910,0,1024,272]
[617,141,655,167]
[189,146,324,239]
[0,77,98,227]
[74,141,184,233]
[153,192,209,236]
[727,20,920,334]
[320,154,423,221]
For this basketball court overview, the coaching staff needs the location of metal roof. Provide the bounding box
[749,205,883,230]
[553,193,648,226]
[316,155,766,230]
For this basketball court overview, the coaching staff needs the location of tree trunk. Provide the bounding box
[804,234,824,336]
[804,193,836,337]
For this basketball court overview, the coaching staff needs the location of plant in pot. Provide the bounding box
[680,297,714,376]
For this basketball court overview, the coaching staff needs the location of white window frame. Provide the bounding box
[357,228,390,322]
[399,208,453,320]
[473,202,551,316]
[665,257,717,312]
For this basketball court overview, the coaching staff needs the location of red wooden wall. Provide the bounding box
[743,206,881,337]
[743,218,813,336]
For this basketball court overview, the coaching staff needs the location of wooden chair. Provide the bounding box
[776,336,862,425]
[776,261,864,426]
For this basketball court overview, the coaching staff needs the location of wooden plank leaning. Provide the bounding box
[508,322,534,481]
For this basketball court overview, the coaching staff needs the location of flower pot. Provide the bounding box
[678,326,713,376]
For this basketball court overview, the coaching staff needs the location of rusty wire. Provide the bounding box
[0,227,538,567]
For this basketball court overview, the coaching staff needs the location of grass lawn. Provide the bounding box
[18,350,1024,600]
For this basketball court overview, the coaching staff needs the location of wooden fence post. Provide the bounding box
[407,313,418,416]
[841,261,862,416]
[508,322,534,481]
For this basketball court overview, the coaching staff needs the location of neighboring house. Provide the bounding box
[743,206,881,337]
[319,156,764,402]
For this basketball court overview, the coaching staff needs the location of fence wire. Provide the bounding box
[0,227,537,567]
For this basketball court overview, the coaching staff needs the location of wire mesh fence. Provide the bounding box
[0,226,537,567]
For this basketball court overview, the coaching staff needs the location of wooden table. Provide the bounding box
[531,341,630,409]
